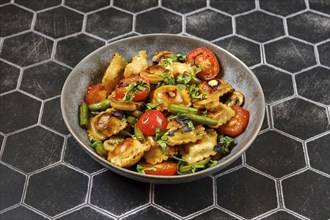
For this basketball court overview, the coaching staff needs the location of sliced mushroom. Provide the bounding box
[225,91,245,107]
[107,138,151,167]
[102,53,127,94]
[152,50,174,63]
[123,51,149,78]
[150,85,191,111]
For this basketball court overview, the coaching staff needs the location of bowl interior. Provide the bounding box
[61,34,265,184]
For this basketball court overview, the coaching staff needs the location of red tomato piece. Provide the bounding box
[115,76,150,102]
[136,110,167,136]
[85,83,107,105]
[139,161,178,176]
[217,106,250,137]
[185,48,220,80]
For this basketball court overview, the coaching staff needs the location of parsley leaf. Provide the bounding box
[157,135,169,152]
[122,81,149,102]
[190,86,205,99]
[158,71,176,86]
[146,102,163,110]
[136,165,157,174]
[155,128,169,140]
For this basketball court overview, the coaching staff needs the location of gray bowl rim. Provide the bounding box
[61,33,265,184]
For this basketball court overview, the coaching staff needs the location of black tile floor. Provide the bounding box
[0,0,329,219]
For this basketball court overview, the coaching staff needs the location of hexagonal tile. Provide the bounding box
[306,133,330,175]
[0,5,33,37]
[55,34,105,67]
[296,67,330,105]
[214,36,261,67]
[20,61,70,99]
[25,165,88,216]
[0,0,10,5]
[86,8,133,40]
[0,91,41,134]
[2,126,63,173]
[0,32,53,67]
[0,205,48,220]
[162,0,206,14]
[246,130,305,178]
[260,211,301,220]
[15,0,61,11]
[64,136,104,173]
[0,60,20,93]
[57,207,114,220]
[309,0,330,15]
[216,168,277,219]
[91,170,150,215]
[191,208,238,220]
[272,98,329,140]
[0,164,25,210]
[236,11,284,42]
[123,206,177,220]
[154,177,213,216]
[136,8,182,34]
[259,0,306,16]
[287,12,330,43]
[65,0,110,12]
[210,0,255,15]
[282,170,330,219]
[114,0,158,13]
[264,38,316,72]
[41,97,69,134]
[252,65,294,104]
[318,41,330,67]
[34,7,83,39]
[186,9,232,40]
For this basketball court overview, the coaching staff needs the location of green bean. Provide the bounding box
[127,116,136,125]
[168,104,198,114]
[91,141,107,157]
[134,124,145,142]
[184,112,218,126]
[88,99,111,111]
[79,102,89,128]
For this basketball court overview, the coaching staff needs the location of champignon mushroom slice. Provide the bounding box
[124,50,149,78]
[207,103,235,128]
[102,53,127,94]
[88,108,128,141]
[107,138,151,167]
[152,50,174,63]
[192,80,234,109]
[150,85,191,111]
[180,129,218,164]
[225,91,245,107]
[170,62,195,77]
[140,65,166,84]
[165,121,205,146]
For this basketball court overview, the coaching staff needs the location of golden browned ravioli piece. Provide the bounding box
[192,80,233,109]
[140,65,166,84]
[143,143,178,165]
[181,129,218,164]
[88,108,127,141]
[150,85,191,111]
[108,138,151,167]
[207,102,235,128]
[165,120,205,146]
[123,51,149,77]
[102,53,127,95]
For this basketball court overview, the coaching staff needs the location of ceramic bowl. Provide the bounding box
[61,34,265,184]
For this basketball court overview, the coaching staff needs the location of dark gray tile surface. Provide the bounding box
[0,0,329,219]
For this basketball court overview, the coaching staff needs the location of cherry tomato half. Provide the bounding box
[136,110,167,136]
[115,76,150,101]
[185,48,220,80]
[85,83,107,105]
[139,161,178,176]
[217,106,250,137]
